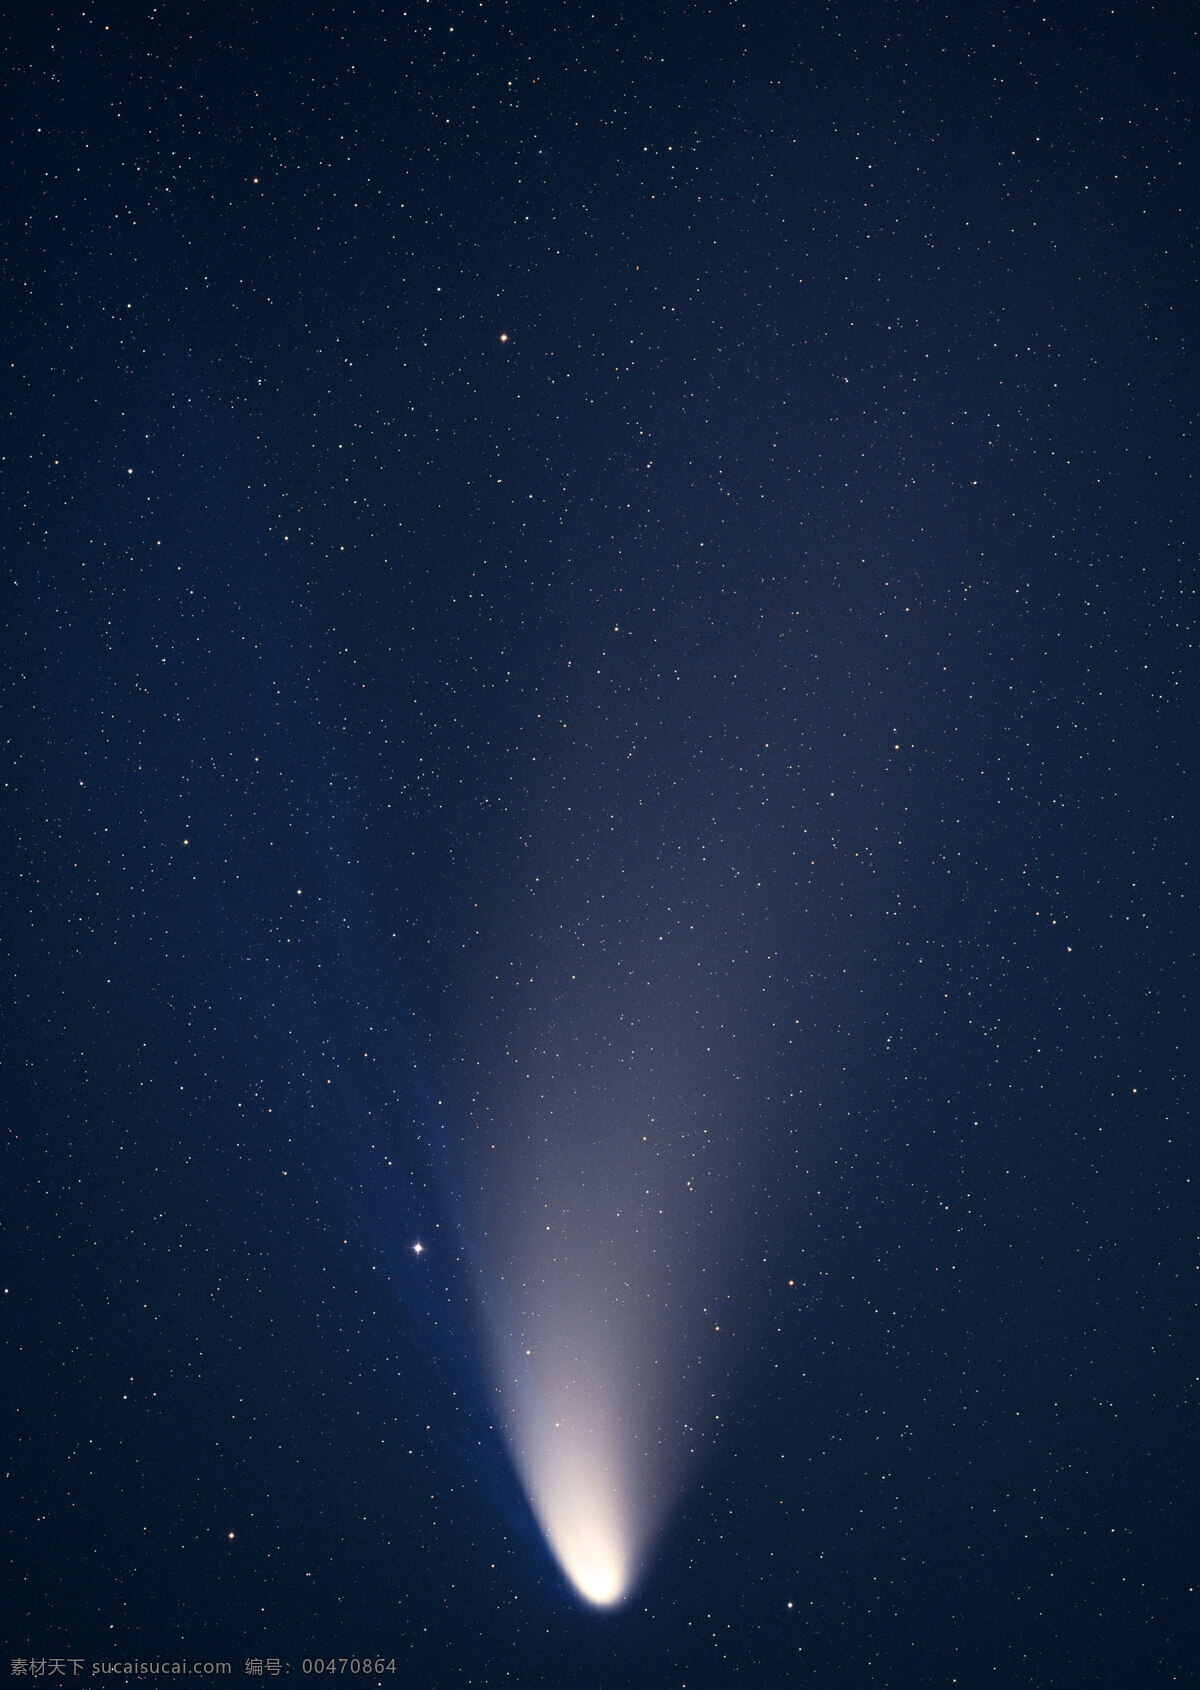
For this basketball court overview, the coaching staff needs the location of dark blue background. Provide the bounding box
[4,2,1196,1683]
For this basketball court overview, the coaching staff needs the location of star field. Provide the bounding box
[4,2,1196,1685]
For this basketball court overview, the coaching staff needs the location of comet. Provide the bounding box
[508,1384,634,1607]
[465,1051,762,1608]
[458,811,778,1607]
[482,1305,652,1608]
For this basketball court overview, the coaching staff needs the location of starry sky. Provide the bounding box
[4,1,1197,1684]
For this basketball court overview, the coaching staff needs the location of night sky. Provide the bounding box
[4,1,1197,1684]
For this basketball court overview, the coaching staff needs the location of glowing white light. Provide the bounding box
[482,1292,668,1609]
[540,1481,628,1608]
[513,1404,633,1607]
[469,1026,756,1606]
